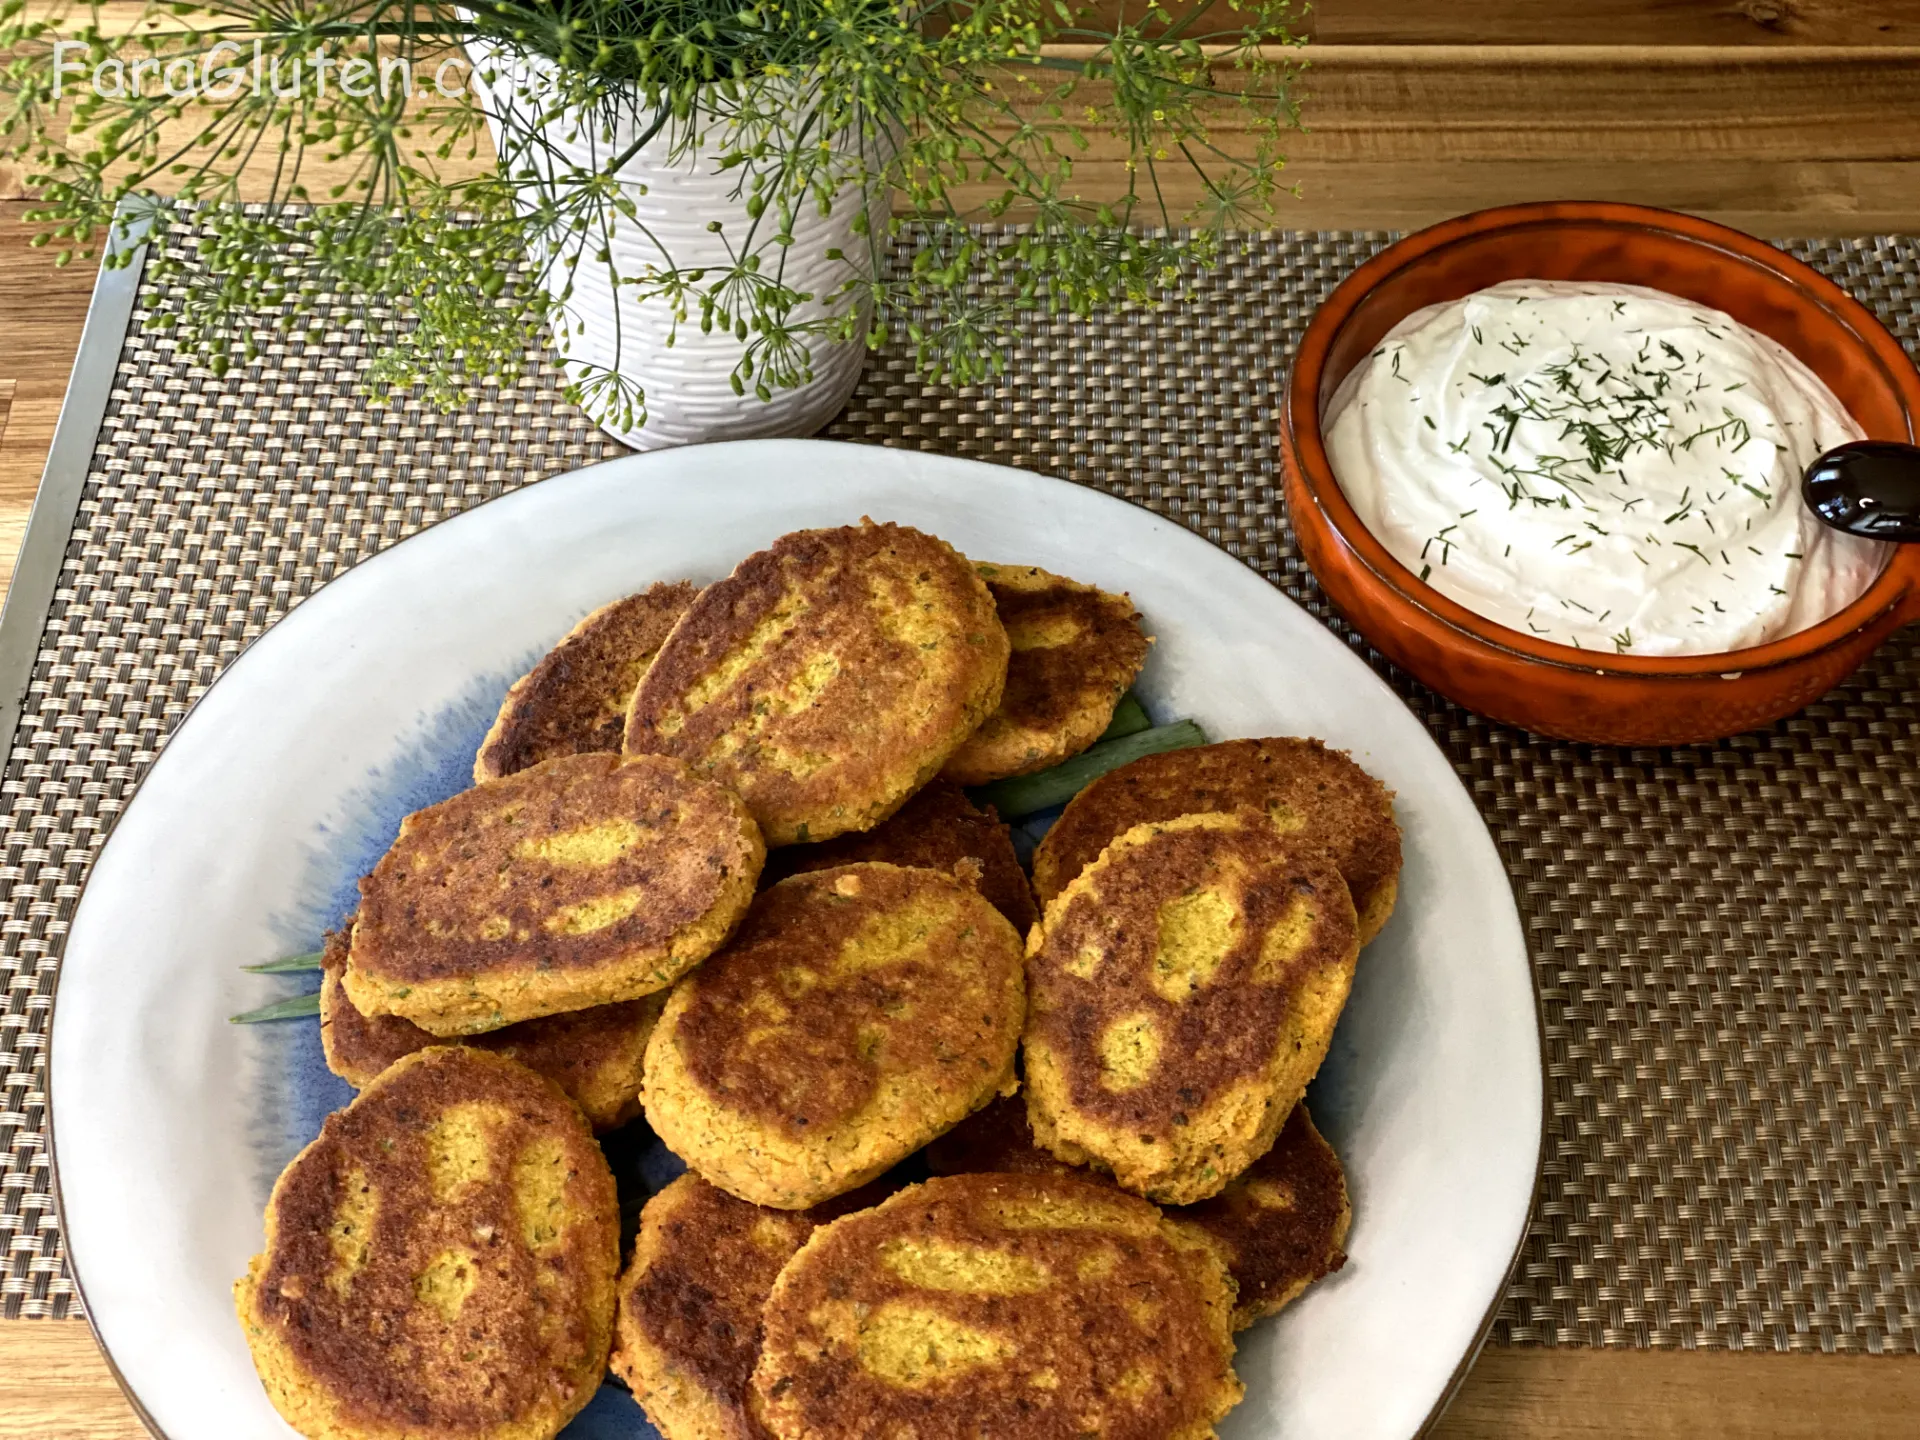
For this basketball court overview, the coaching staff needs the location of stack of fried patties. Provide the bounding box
[235,520,1400,1440]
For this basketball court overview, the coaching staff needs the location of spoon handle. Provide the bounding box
[1803,440,1920,542]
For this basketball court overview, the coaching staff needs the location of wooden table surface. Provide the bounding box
[5,1,1920,1435]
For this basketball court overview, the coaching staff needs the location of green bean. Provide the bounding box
[1098,692,1151,742]
[971,719,1208,818]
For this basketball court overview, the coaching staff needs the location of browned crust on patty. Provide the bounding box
[623,522,1009,847]
[344,752,763,1034]
[1030,737,1401,945]
[940,564,1150,785]
[922,1093,1076,1179]
[925,1096,1351,1329]
[475,582,698,784]
[610,1173,899,1440]
[320,930,660,1132]
[234,1047,618,1440]
[765,779,1037,935]
[1177,1104,1351,1328]
[1023,810,1359,1203]
[644,863,1025,1209]
[749,1172,1242,1440]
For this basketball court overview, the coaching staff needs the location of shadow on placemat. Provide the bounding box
[0,225,1915,1353]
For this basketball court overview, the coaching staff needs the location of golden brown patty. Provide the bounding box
[644,863,1025,1209]
[1031,736,1402,945]
[234,1047,619,1440]
[1024,810,1359,1204]
[750,1172,1242,1440]
[921,1093,1078,1180]
[345,752,763,1036]
[765,779,1037,935]
[610,1172,896,1440]
[623,522,1009,846]
[941,563,1150,786]
[1174,1104,1351,1327]
[319,930,660,1133]
[474,581,698,784]
[926,1096,1350,1329]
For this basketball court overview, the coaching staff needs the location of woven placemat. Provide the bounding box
[1,225,1916,1353]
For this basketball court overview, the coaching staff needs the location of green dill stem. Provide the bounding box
[230,991,322,1024]
[242,950,325,973]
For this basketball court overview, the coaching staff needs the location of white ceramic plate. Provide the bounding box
[50,439,1540,1440]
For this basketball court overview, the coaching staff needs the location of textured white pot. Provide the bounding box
[472,50,875,450]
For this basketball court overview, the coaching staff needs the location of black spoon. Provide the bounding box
[1803,440,1920,542]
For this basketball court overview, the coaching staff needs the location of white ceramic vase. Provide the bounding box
[471,51,875,450]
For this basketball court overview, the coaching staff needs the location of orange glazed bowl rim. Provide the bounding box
[1284,201,1920,680]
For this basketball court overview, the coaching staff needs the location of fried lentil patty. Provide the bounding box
[749,1172,1242,1440]
[644,863,1025,1209]
[1030,737,1402,945]
[1024,810,1359,1204]
[234,1047,619,1440]
[926,1096,1351,1329]
[765,778,1037,934]
[940,563,1150,786]
[610,1172,896,1440]
[345,752,763,1036]
[623,522,1009,846]
[319,929,660,1133]
[474,581,698,784]
[1173,1103,1351,1327]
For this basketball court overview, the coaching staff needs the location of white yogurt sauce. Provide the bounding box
[1325,280,1887,655]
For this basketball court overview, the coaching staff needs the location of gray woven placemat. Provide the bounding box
[1,225,1916,1354]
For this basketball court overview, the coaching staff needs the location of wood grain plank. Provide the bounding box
[7,47,1919,210]
[6,1319,1920,1440]
[1305,0,1920,47]
[944,156,1920,236]
[1044,0,1920,47]
[0,201,95,602]
[1433,1347,1920,1438]
[26,0,1920,46]
[0,1323,145,1440]
[1280,47,1920,163]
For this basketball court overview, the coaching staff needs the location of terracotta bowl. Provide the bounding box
[1279,201,1920,746]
